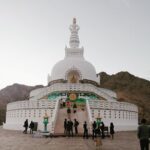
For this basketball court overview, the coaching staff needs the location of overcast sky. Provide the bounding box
[0,0,150,89]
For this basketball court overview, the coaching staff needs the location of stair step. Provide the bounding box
[54,107,89,134]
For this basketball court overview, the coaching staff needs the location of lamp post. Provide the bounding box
[43,113,49,132]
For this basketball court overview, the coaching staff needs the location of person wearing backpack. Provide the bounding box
[29,121,34,134]
[74,118,79,135]
[23,119,28,134]
[137,118,150,150]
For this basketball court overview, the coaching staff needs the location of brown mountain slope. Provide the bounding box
[99,71,150,123]
[0,84,44,125]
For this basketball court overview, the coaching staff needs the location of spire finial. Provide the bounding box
[69,18,80,48]
[73,18,76,24]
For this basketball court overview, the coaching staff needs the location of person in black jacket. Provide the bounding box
[67,107,71,119]
[110,122,115,139]
[73,103,77,113]
[101,122,105,139]
[23,119,28,134]
[69,120,74,137]
[74,119,79,135]
[83,121,88,139]
[64,118,67,136]
[92,121,97,139]
[29,121,34,134]
[137,118,150,150]
[66,120,70,137]
[95,126,101,137]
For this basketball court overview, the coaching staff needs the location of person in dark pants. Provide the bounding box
[64,118,67,136]
[95,126,101,137]
[29,121,34,134]
[67,107,71,119]
[74,119,79,135]
[101,122,105,139]
[137,118,150,150]
[110,122,115,139]
[69,120,74,137]
[60,98,63,108]
[92,121,97,139]
[23,119,28,134]
[62,99,66,107]
[83,121,88,139]
[73,103,77,113]
[66,120,70,137]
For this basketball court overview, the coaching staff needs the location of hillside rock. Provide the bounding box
[99,71,150,123]
[0,84,44,124]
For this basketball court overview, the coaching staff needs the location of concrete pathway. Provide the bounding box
[0,127,142,150]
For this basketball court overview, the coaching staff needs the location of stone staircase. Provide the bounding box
[54,106,89,135]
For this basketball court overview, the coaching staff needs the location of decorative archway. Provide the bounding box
[65,68,82,83]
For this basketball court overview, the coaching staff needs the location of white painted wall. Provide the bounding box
[87,99,138,131]
[3,98,60,133]
[4,94,138,132]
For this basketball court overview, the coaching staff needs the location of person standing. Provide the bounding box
[110,122,115,139]
[62,98,66,107]
[64,118,67,136]
[60,98,63,108]
[74,119,79,135]
[92,121,97,139]
[23,119,28,134]
[83,121,88,139]
[101,122,105,139]
[66,120,71,137]
[137,118,150,150]
[29,121,34,134]
[70,120,74,137]
[67,107,71,119]
[95,126,101,138]
[73,103,77,113]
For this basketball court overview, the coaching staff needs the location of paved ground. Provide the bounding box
[0,127,142,150]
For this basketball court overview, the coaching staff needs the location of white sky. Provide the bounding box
[0,0,150,89]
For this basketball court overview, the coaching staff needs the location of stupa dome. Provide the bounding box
[50,56,98,83]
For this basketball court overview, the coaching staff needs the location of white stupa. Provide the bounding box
[3,19,138,133]
[49,18,99,84]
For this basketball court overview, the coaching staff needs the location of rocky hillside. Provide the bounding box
[0,72,150,125]
[99,71,150,123]
[0,84,44,125]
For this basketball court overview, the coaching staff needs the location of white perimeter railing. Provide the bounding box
[85,98,93,133]
[30,83,117,102]
[87,99,138,131]
[86,98,93,123]
[4,97,60,132]
[88,99,138,112]
[49,97,60,133]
